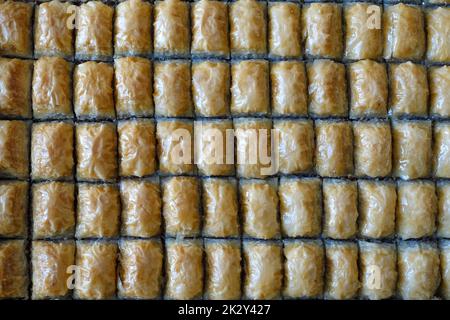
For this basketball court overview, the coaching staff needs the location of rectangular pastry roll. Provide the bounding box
[0,1,32,57]
[269,2,301,58]
[429,66,450,118]
[0,181,28,238]
[0,120,29,179]
[437,182,450,238]
[440,241,450,300]
[32,182,75,239]
[434,123,450,178]
[31,241,75,300]
[0,240,28,299]
[426,8,450,63]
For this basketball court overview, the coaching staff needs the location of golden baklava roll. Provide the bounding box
[389,62,429,117]
[114,0,152,56]
[392,120,432,179]
[0,58,32,118]
[165,239,203,300]
[76,184,120,239]
[114,57,153,118]
[383,4,425,60]
[75,1,114,59]
[32,182,75,239]
[156,119,194,175]
[0,1,33,57]
[353,121,392,178]
[0,240,28,299]
[202,178,239,238]
[315,121,353,177]
[0,120,29,179]
[192,61,230,117]
[398,242,440,300]
[307,60,347,117]
[34,0,73,57]
[440,241,450,299]
[302,3,343,59]
[229,0,267,55]
[243,241,282,300]
[397,181,437,240]
[32,57,72,119]
[118,119,156,177]
[430,66,450,118]
[274,120,314,174]
[162,176,200,237]
[344,3,383,60]
[118,239,163,299]
[438,182,450,238]
[269,2,301,58]
[283,240,324,299]
[76,123,118,181]
[271,61,307,116]
[359,241,397,300]
[0,181,27,238]
[241,179,280,240]
[120,179,161,238]
[205,240,241,300]
[74,241,118,300]
[426,7,450,63]
[31,122,74,180]
[32,241,75,300]
[279,178,321,238]
[434,123,450,178]
[231,60,269,115]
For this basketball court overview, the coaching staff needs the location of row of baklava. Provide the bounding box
[1,0,449,62]
[1,57,450,119]
[1,238,449,300]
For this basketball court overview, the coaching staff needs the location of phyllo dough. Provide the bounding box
[437,182,450,238]
[118,239,163,299]
[426,7,450,63]
[118,120,156,177]
[0,181,28,238]
[74,241,118,300]
[32,182,75,239]
[205,240,241,300]
[120,179,161,238]
[114,0,152,56]
[434,123,450,178]
[165,239,203,300]
[0,240,28,299]
[440,241,450,299]
[76,184,120,239]
[430,66,450,118]
[162,176,200,237]
[269,2,301,58]
[31,241,75,300]
[0,120,29,179]
[243,241,283,300]
[0,1,32,57]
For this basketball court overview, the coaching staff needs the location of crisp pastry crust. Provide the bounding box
[0,240,28,299]
[192,61,230,117]
[0,120,29,179]
[430,66,450,118]
[74,241,117,300]
[390,62,429,117]
[279,178,321,238]
[231,60,269,115]
[269,2,301,58]
[434,123,450,178]
[118,240,163,299]
[0,181,28,238]
[283,241,324,298]
[162,176,200,237]
[32,182,75,239]
[302,3,343,59]
[397,181,437,240]
[191,0,229,55]
[114,57,153,118]
[0,58,32,118]
[76,184,120,239]
[438,183,450,238]
[165,240,203,300]
[205,240,241,300]
[74,62,115,119]
[34,0,73,57]
[243,241,282,300]
[344,3,383,60]
[307,60,348,117]
[115,0,152,56]
[76,123,118,181]
[383,4,425,60]
[230,0,267,55]
[271,61,307,116]
[353,121,392,178]
[441,241,450,299]
[120,180,161,238]
[31,241,75,300]
[75,1,113,59]
[0,1,32,57]
[426,7,450,63]
[32,57,72,119]
[118,120,156,177]
[153,0,190,55]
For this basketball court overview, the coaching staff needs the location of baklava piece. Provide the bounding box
[0,1,32,57]
[426,7,450,63]
[269,2,301,58]
[437,182,450,238]
[0,120,29,179]
[0,181,28,238]
[0,240,28,299]
[434,123,450,178]
[441,241,450,299]
[430,66,450,118]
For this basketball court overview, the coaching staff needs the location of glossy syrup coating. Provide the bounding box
[0,120,29,179]
[269,2,301,58]
[426,7,450,63]
[437,183,450,238]
[429,66,450,118]
[434,123,450,178]
[0,1,33,57]
[0,181,28,238]
[0,240,28,299]
[440,241,450,299]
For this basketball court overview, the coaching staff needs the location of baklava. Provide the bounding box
[268,2,301,58]
[0,240,28,299]
[0,181,28,238]
[0,120,29,179]
[0,1,33,57]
